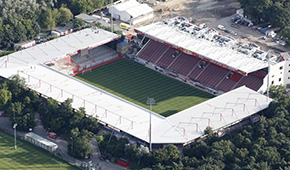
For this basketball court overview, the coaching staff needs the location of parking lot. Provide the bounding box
[208,15,288,52]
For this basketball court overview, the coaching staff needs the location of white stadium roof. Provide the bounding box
[135,17,280,75]
[0,65,272,144]
[0,28,121,69]
[0,28,272,144]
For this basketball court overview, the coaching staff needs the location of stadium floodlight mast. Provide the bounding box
[147,98,155,152]
[13,123,17,149]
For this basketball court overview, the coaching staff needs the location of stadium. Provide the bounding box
[1,16,286,148]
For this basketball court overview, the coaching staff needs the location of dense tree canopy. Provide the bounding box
[0,0,73,49]
[0,0,114,50]
[62,0,111,15]
[58,6,73,26]
[39,97,99,140]
[0,0,42,49]
[0,75,40,131]
[239,0,290,42]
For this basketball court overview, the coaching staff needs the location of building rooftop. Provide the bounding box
[25,132,58,148]
[135,17,281,75]
[0,28,121,69]
[0,64,271,144]
[56,26,73,33]
[111,0,153,18]
[75,13,98,23]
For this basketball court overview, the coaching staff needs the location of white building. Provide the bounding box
[24,132,58,152]
[282,52,290,88]
[51,26,73,37]
[14,40,36,49]
[109,0,154,25]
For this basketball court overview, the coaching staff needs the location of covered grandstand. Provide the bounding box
[0,27,121,70]
[0,27,272,146]
[134,17,285,94]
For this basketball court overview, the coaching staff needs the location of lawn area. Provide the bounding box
[0,130,79,170]
[75,59,214,117]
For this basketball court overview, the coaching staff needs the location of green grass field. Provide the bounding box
[0,130,79,170]
[75,59,214,117]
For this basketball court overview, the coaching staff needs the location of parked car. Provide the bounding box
[224,29,230,34]
[231,31,238,36]
[262,36,267,40]
[218,24,225,30]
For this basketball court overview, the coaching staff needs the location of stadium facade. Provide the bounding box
[134,17,289,95]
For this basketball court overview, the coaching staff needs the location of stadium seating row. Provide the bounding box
[70,46,118,72]
[137,39,265,93]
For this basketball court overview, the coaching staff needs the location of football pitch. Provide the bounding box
[0,130,78,170]
[75,59,214,117]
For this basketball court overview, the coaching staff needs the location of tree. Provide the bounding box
[23,19,36,39]
[93,0,105,8]
[68,128,94,159]
[37,0,57,10]
[52,8,61,25]
[0,87,12,110]
[7,75,25,99]
[269,85,287,101]
[2,24,16,48]
[183,141,209,158]
[40,8,57,30]
[136,145,150,166]
[15,112,36,131]
[79,115,99,133]
[8,102,23,121]
[58,6,73,26]
[69,109,84,129]
[32,21,41,36]
[270,2,290,29]
[73,18,85,29]
[0,19,4,48]
[204,126,214,137]
[14,21,28,43]
[153,144,181,167]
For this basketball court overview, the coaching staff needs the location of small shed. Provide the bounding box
[14,40,36,49]
[56,26,73,36]
[24,132,58,152]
